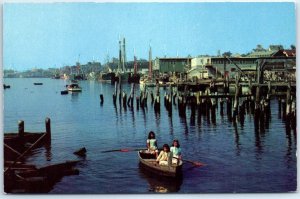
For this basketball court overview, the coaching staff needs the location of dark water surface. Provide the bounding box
[3,78,297,193]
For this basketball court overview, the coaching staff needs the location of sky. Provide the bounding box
[3,2,296,71]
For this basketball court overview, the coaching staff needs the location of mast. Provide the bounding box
[118,39,122,73]
[122,37,126,72]
[149,46,152,80]
[134,57,138,76]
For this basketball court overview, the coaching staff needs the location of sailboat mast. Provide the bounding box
[122,38,126,72]
[149,46,152,80]
[134,55,137,75]
[118,40,122,73]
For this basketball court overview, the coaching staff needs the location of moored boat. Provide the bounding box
[138,150,182,177]
[3,84,11,89]
[67,83,82,92]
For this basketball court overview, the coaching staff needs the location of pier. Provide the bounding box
[4,118,81,193]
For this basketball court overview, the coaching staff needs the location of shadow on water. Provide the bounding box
[138,163,183,193]
[168,110,174,135]
[179,115,189,135]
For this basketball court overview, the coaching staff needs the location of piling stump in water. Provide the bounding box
[100,94,104,104]
[150,91,154,104]
[18,120,24,139]
[190,95,197,117]
[45,118,51,142]
[211,103,216,124]
[226,98,232,121]
[113,93,117,106]
[154,95,160,113]
[122,92,127,109]
[282,99,286,120]
[220,99,224,116]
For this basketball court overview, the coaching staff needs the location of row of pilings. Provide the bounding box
[108,80,296,133]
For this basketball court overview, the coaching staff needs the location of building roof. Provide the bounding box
[272,49,296,57]
[157,57,192,60]
[246,50,275,57]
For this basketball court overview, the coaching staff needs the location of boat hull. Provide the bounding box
[67,88,82,92]
[138,150,182,178]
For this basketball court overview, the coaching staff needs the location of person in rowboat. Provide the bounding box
[170,139,182,165]
[156,144,173,166]
[146,131,158,157]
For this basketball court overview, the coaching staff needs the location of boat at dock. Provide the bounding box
[140,77,156,87]
[138,150,183,178]
[67,83,82,92]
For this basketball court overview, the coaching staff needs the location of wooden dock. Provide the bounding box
[4,118,82,193]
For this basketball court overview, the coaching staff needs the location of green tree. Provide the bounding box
[222,51,232,57]
[290,45,296,50]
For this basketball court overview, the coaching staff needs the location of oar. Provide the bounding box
[173,157,205,167]
[101,148,146,153]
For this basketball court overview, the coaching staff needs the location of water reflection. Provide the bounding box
[168,111,174,135]
[70,92,79,101]
[130,107,136,128]
[44,144,52,161]
[233,122,241,156]
[180,116,189,134]
[138,163,183,193]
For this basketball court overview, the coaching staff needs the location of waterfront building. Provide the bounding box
[190,57,257,79]
[153,57,192,74]
[187,67,211,81]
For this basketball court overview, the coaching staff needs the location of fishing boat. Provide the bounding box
[67,83,82,92]
[138,150,183,177]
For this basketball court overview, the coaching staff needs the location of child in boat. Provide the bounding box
[156,144,173,166]
[147,131,158,157]
[170,139,182,165]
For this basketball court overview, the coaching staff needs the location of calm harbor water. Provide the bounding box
[3,78,297,193]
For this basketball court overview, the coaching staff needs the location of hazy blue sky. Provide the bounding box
[3,2,296,71]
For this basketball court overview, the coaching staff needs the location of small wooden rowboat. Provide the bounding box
[138,150,182,177]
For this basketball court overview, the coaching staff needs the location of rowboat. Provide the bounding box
[138,150,182,177]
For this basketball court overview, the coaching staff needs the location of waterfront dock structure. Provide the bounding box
[4,118,81,193]
[110,50,296,133]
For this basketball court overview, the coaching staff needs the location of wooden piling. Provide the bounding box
[122,92,127,109]
[206,99,211,124]
[154,95,160,112]
[232,74,241,123]
[226,97,232,121]
[291,99,296,131]
[282,99,286,120]
[113,93,117,106]
[278,97,282,119]
[18,120,24,138]
[100,94,104,104]
[150,90,154,104]
[220,98,224,116]
[211,101,216,124]
[45,118,51,142]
